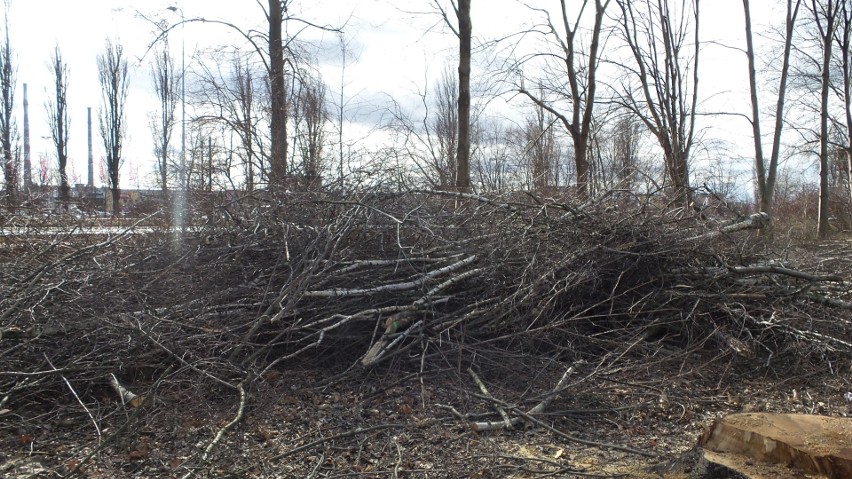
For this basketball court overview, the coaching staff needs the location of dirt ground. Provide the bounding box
[2,344,849,478]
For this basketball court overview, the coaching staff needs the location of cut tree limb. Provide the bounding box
[727,265,843,282]
[360,313,414,367]
[471,365,574,432]
[468,368,513,428]
[303,255,476,298]
[108,373,144,408]
[685,212,770,242]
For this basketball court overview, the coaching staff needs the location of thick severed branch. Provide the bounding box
[727,265,843,282]
[303,255,476,298]
[685,212,771,242]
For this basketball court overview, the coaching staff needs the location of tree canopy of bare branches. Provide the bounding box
[193,51,265,192]
[0,13,15,208]
[616,0,700,208]
[807,0,840,238]
[149,45,179,194]
[97,40,129,216]
[291,72,329,182]
[744,0,802,216]
[517,0,611,200]
[47,45,70,207]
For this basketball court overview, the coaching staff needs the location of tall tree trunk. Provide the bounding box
[743,0,766,209]
[766,0,800,214]
[815,0,837,239]
[838,1,852,214]
[97,40,128,217]
[87,107,93,189]
[744,0,800,215]
[818,51,832,239]
[49,47,70,208]
[575,128,590,196]
[518,0,610,201]
[22,83,30,195]
[455,0,471,191]
[268,0,288,187]
[1,24,15,209]
[111,177,120,216]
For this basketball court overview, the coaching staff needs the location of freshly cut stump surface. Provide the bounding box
[699,413,852,478]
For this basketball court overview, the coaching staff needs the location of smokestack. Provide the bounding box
[23,83,30,192]
[87,107,93,188]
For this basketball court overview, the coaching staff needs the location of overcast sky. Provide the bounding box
[8,0,775,189]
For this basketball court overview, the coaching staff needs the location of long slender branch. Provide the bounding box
[303,255,476,298]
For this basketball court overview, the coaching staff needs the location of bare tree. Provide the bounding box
[268,0,289,186]
[292,72,328,184]
[97,40,129,216]
[616,0,700,207]
[457,0,471,190]
[149,46,179,194]
[433,67,459,187]
[154,1,340,190]
[331,32,356,187]
[385,67,461,188]
[47,45,70,207]
[833,0,852,212]
[807,0,839,238]
[22,83,29,194]
[0,13,15,207]
[433,0,472,190]
[518,97,559,192]
[744,0,802,215]
[194,52,263,191]
[516,0,610,200]
[608,111,643,191]
[234,58,259,191]
[473,118,512,191]
[182,128,220,192]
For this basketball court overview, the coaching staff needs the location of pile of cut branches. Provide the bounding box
[1,190,850,472]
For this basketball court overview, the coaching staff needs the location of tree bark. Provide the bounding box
[745,0,800,215]
[814,0,837,239]
[455,0,471,191]
[268,0,288,188]
[837,1,852,215]
[0,23,15,208]
[742,0,766,209]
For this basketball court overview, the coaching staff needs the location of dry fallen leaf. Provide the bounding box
[65,458,85,473]
[128,446,149,460]
[128,395,145,408]
[256,426,277,441]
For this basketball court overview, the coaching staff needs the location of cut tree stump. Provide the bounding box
[695,413,852,479]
